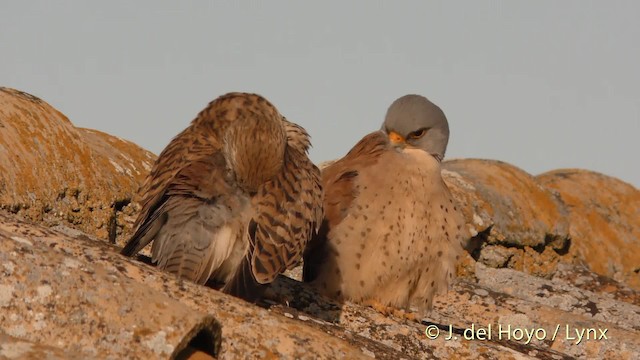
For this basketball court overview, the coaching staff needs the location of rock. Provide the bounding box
[477,245,515,268]
[0,213,221,359]
[0,210,374,359]
[2,209,638,359]
[441,160,640,289]
[537,169,640,289]
[267,260,640,360]
[442,159,571,279]
[0,333,83,359]
[0,87,155,244]
[442,159,571,249]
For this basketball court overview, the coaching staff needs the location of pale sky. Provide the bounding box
[1,1,639,187]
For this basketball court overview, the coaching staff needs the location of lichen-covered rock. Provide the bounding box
[0,211,373,360]
[0,87,155,243]
[537,169,640,289]
[442,159,570,249]
[3,209,638,359]
[270,262,640,359]
[0,333,83,359]
[0,213,221,359]
[442,159,572,278]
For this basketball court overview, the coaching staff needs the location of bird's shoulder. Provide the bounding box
[237,119,324,284]
[303,131,391,282]
[320,130,392,223]
[135,132,227,230]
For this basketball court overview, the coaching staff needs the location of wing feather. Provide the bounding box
[303,131,389,282]
[224,121,323,298]
[150,195,240,284]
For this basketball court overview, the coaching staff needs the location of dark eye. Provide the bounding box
[409,128,428,139]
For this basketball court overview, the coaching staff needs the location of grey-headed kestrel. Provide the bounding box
[303,94,465,315]
[121,92,323,302]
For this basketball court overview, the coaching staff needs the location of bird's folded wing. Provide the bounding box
[249,146,323,284]
[120,139,227,257]
[303,131,389,281]
[149,193,239,284]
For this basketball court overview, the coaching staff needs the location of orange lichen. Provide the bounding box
[0,87,156,243]
[537,169,640,289]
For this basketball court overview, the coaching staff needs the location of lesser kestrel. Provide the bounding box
[303,94,465,314]
[121,92,323,302]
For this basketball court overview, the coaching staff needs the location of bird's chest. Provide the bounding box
[352,150,452,247]
[360,148,443,206]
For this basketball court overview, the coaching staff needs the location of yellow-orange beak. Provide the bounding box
[388,131,405,144]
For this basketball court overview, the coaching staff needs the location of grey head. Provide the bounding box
[381,94,450,161]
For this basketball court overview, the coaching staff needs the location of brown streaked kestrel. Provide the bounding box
[121,92,323,302]
[303,94,465,315]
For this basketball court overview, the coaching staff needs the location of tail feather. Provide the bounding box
[120,203,168,257]
[120,237,142,257]
[221,256,267,303]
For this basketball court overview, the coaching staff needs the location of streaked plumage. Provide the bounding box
[303,94,465,314]
[121,92,323,302]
